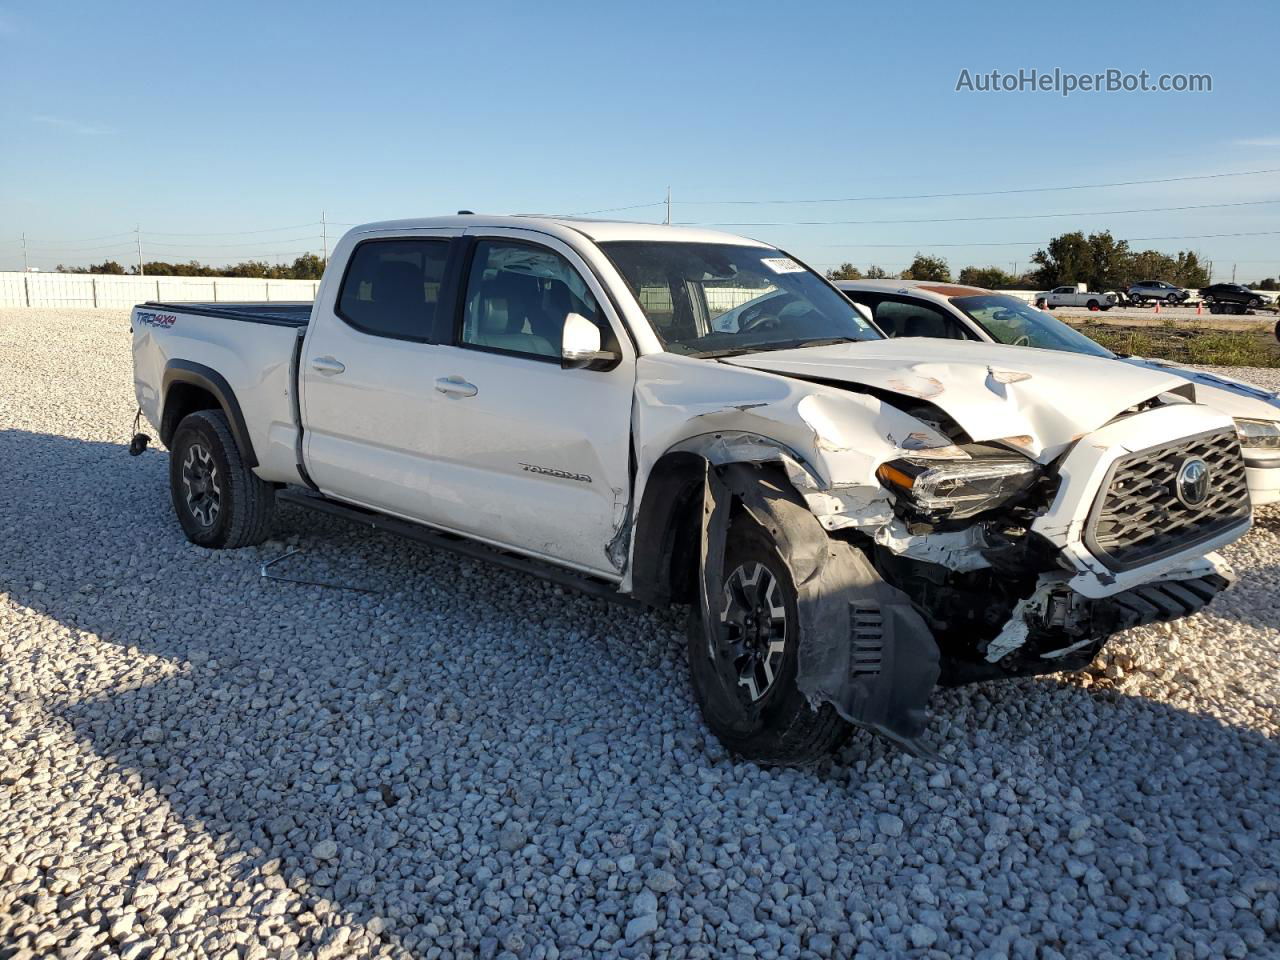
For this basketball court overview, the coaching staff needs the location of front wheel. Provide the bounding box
[169,409,276,548]
[687,520,851,765]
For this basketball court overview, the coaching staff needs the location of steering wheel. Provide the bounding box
[738,303,780,332]
[1012,334,1031,346]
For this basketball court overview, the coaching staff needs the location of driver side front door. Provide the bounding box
[422,230,638,578]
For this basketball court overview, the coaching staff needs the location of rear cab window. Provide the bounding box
[336,238,450,341]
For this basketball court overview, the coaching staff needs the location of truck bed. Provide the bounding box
[141,301,311,327]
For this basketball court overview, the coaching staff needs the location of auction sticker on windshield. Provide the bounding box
[761,257,805,274]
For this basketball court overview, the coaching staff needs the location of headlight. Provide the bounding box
[876,455,1041,519]
[1235,418,1280,450]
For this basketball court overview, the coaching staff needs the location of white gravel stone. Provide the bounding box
[1,308,1277,960]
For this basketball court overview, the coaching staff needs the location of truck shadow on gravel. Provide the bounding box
[4,428,1279,958]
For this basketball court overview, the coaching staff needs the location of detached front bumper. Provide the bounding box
[943,554,1234,686]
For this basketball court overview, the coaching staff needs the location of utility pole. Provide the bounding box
[1232,263,1237,283]
[321,210,328,267]
[665,186,671,226]
[136,225,144,277]
[21,232,28,273]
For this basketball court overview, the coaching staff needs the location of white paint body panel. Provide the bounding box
[131,214,1254,610]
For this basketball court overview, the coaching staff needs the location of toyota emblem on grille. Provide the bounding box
[1175,457,1211,507]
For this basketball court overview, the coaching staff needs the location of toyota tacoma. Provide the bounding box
[131,215,1252,764]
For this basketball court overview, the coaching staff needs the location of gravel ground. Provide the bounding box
[1,308,1278,960]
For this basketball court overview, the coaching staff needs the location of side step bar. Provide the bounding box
[276,488,639,608]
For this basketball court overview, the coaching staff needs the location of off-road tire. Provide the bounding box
[687,520,851,766]
[169,409,275,549]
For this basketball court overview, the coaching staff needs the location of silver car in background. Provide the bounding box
[1129,280,1190,304]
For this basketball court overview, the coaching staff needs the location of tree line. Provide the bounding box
[53,254,326,280]
[825,230,1216,290]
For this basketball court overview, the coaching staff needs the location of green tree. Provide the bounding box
[1087,231,1131,290]
[864,265,890,279]
[1127,250,1177,286]
[1173,251,1210,288]
[1031,231,1092,288]
[902,253,951,282]
[288,253,326,280]
[957,265,1016,289]
[824,262,862,281]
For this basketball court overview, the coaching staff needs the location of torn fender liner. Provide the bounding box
[699,462,941,754]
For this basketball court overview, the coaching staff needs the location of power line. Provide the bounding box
[6,222,325,246]
[679,198,1280,228]
[564,201,667,216]
[143,221,323,237]
[678,167,1280,206]
[821,229,1280,249]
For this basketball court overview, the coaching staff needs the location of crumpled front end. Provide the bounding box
[863,401,1251,687]
[633,351,1252,755]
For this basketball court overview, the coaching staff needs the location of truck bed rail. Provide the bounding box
[140,301,311,327]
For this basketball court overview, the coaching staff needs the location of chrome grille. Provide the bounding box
[1085,427,1250,570]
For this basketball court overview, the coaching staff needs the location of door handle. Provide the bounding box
[435,376,478,398]
[311,356,346,375]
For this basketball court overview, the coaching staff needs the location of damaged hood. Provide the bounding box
[721,337,1194,461]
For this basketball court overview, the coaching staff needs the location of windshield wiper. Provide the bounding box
[693,336,864,360]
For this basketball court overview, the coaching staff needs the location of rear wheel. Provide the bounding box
[1087,299,1100,311]
[169,409,275,548]
[687,519,851,765]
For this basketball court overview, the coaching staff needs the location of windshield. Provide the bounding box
[600,241,880,356]
[951,294,1114,358]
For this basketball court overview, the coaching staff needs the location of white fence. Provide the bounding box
[0,272,319,309]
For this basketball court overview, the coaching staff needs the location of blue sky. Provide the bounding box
[1,0,1278,280]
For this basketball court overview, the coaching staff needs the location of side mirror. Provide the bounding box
[561,312,619,370]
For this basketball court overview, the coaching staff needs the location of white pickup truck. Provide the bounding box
[1034,283,1116,311]
[132,215,1252,764]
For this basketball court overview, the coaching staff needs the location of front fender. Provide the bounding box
[700,462,940,754]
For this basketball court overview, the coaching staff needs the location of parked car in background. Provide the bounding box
[126,215,1255,765]
[1128,280,1189,305]
[836,279,1280,505]
[1199,283,1270,314]
[1034,283,1115,311]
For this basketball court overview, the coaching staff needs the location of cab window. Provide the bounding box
[336,238,449,340]
[460,240,609,360]
[843,293,972,340]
